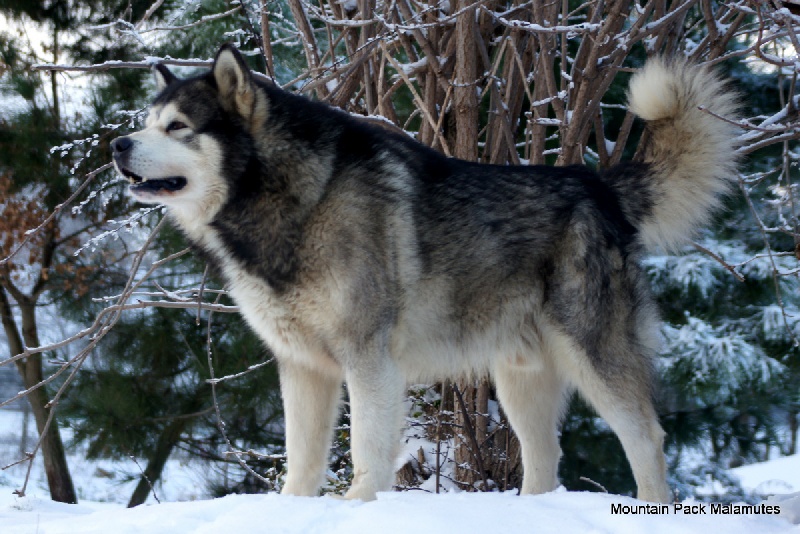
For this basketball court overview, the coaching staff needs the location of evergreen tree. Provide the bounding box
[63,258,284,506]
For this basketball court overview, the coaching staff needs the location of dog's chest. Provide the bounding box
[177,217,332,369]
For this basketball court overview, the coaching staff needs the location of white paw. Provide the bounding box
[343,484,378,502]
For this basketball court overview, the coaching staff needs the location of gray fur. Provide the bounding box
[111,44,740,503]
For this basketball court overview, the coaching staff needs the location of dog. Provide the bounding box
[111,44,739,503]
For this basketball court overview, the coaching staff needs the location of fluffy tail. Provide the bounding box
[613,58,740,252]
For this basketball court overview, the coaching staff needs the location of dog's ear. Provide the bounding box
[153,64,177,92]
[213,44,257,119]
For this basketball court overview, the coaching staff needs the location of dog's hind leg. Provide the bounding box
[560,342,671,503]
[279,360,343,497]
[343,358,406,501]
[494,357,568,495]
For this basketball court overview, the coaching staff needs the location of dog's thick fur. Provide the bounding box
[112,45,739,503]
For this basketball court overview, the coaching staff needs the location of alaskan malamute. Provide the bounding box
[112,44,739,502]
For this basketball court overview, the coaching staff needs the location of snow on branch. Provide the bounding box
[32,58,214,73]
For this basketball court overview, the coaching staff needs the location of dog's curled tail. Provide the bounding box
[622,58,740,252]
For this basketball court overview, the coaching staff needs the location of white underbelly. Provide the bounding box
[391,295,545,382]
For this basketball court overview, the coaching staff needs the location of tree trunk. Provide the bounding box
[453,379,490,490]
[21,358,78,503]
[20,401,30,456]
[128,389,206,507]
[128,416,191,507]
[449,4,495,490]
[0,288,77,503]
[453,382,475,488]
[453,0,478,161]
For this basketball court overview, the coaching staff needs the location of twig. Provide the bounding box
[579,476,608,493]
[206,358,275,385]
[32,58,213,72]
[32,58,279,88]
[691,241,746,283]
[435,382,444,494]
[699,104,800,134]
[128,454,161,504]
[739,178,800,347]
[204,291,276,490]
[197,265,209,326]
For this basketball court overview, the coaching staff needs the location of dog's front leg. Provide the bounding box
[279,359,343,497]
[343,358,406,501]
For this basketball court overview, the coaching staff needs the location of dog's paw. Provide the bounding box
[343,485,378,502]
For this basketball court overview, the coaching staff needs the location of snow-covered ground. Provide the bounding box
[735,455,800,496]
[0,408,208,505]
[1,488,797,534]
[697,451,800,501]
[3,406,800,533]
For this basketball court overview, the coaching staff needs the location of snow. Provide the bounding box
[336,0,358,12]
[3,413,800,534]
[6,378,800,533]
[0,409,209,505]
[1,489,797,534]
[3,401,800,532]
[735,454,800,496]
[697,452,800,524]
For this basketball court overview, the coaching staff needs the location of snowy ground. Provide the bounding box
[0,409,209,505]
[4,407,800,533]
[735,455,800,496]
[1,488,797,534]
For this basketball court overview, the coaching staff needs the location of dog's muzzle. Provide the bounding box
[111,136,187,194]
[111,136,139,181]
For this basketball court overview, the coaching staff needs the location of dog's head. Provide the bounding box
[111,44,267,220]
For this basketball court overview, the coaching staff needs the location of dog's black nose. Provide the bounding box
[111,137,133,154]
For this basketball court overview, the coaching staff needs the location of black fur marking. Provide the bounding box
[579,167,639,250]
[601,161,655,234]
[212,152,302,294]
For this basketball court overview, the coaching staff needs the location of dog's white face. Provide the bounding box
[112,99,228,221]
[113,47,268,227]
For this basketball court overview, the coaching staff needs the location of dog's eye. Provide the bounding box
[166,121,188,132]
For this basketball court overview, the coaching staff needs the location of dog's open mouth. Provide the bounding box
[121,168,187,193]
